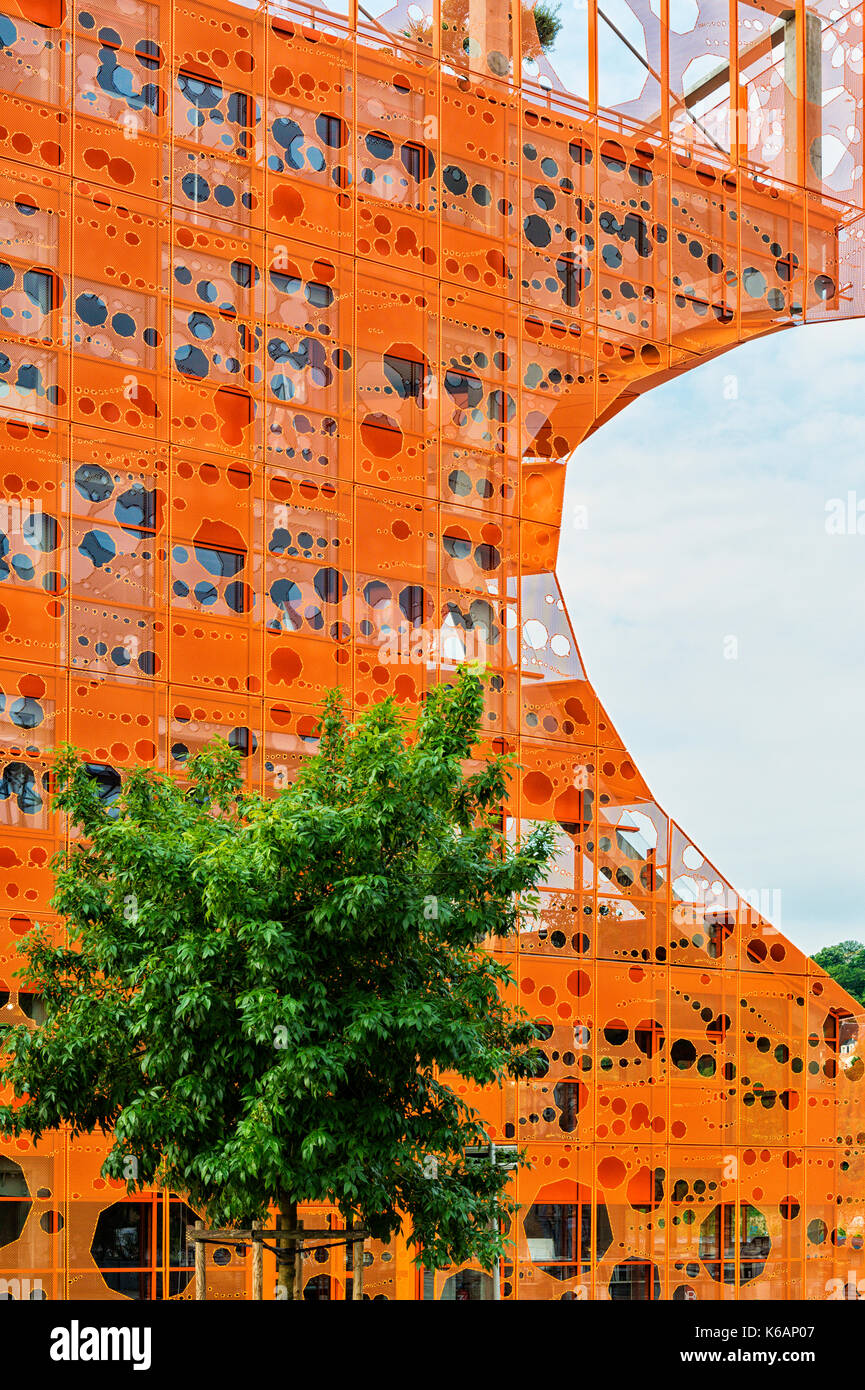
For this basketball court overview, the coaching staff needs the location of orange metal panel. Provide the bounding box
[0,0,860,1300]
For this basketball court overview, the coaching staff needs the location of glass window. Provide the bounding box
[91,1197,199,1300]
[440,1270,493,1301]
[699,1202,770,1283]
[608,1259,660,1301]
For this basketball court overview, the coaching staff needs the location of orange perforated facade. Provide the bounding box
[0,0,862,1300]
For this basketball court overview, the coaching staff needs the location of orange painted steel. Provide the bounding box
[0,0,860,1300]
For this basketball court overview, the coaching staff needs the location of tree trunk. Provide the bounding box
[293,1217,304,1300]
[276,1197,297,1302]
[251,1220,263,1301]
[346,1214,365,1300]
[194,1220,206,1301]
[352,1223,364,1302]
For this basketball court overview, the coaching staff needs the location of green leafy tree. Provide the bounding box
[405,0,562,58]
[812,940,865,1007]
[531,1,563,52]
[0,669,556,1297]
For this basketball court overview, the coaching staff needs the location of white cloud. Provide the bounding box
[559,319,865,955]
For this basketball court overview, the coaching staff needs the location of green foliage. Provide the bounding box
[812,939,865,1007]
[414,1,561,57]
[0,669,556,1271]
[531,1,562,51]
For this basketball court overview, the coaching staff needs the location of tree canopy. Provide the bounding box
[0,669,556,1287]
[812,939,865,1007]
[404,0,563,59]
[530,1,563,52]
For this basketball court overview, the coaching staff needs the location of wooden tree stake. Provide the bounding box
[194,1220,206,1301]
[252,1220,263,1301]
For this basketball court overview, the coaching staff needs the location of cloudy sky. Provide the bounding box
[558,319,865,957]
